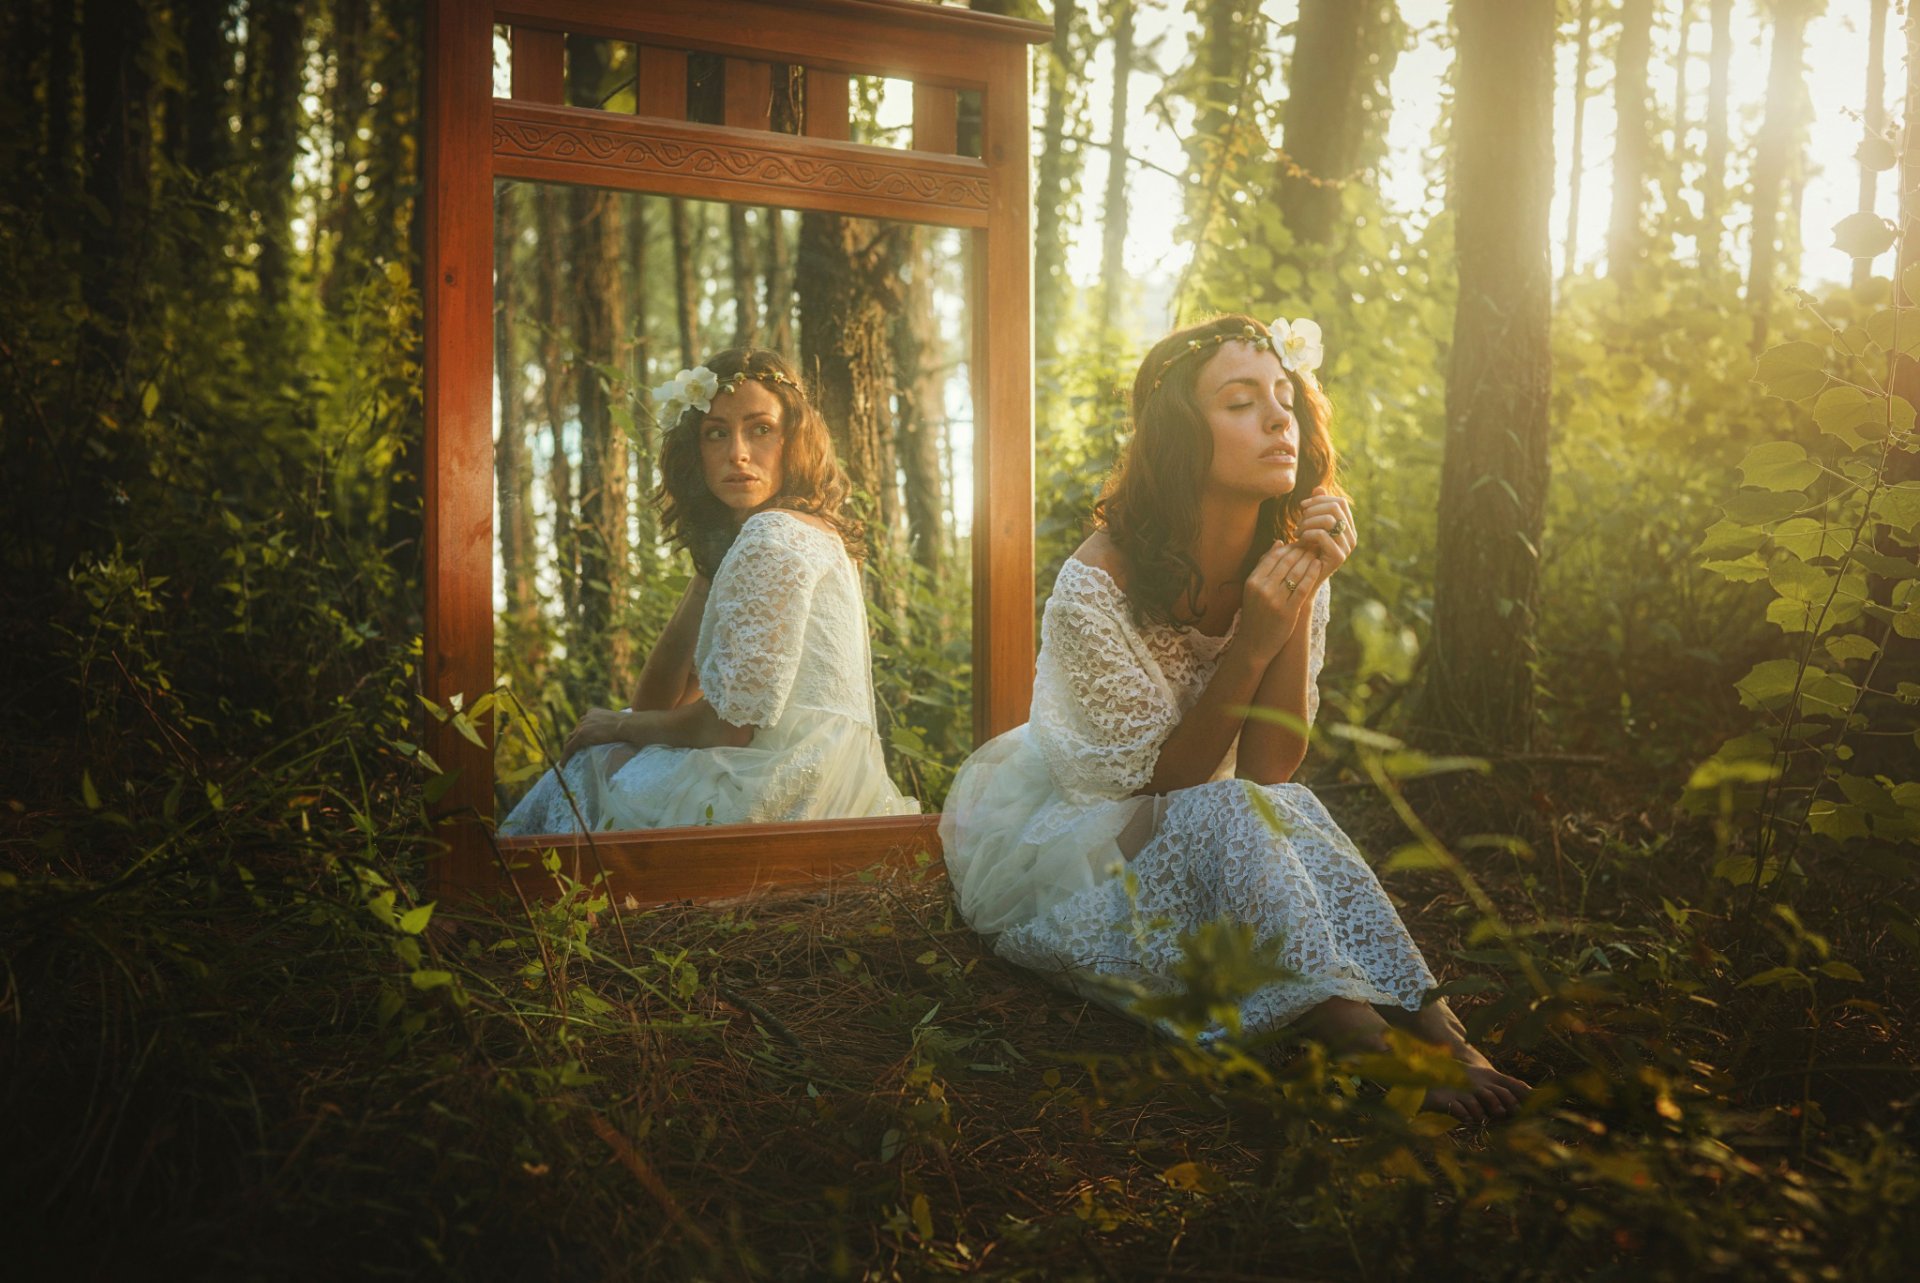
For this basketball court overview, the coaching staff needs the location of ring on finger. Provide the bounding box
[1284,577,1301,592]
[1330,517,1345,539]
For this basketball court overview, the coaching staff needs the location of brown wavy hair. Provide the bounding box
[656,348,864,578]
[1093,314,1342,627]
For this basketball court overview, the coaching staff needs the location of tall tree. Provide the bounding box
[80,0,155,389]
[1034,0,1081,364]
[1277,0,1397,251]
[1746,0,1817,350]
[1856,0,1891,292]
[535,185,577,620]
[321,0,370,309]
[1701,0,1733,271]
[1564,0,1594,279]
[46,1,77,207]
[729,206,762,347]
[670,198,700,368]
[1097,0,1135,333]
[495,185,537,635]
[1417,0,1555,752]
[1608,0,1655,280]
[251,0,306,317]
[893,230,948,580]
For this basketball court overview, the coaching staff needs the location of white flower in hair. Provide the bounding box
[1268,317,1324,375]
[650,364,721,423]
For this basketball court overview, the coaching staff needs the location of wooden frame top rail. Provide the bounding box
[496,0,1050,90]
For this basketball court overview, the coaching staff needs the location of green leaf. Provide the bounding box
[1695,518,1767,559]
[399,903,435,934]
[1848,546,1920,580]
[1866,309,1920,359]
[1835,211,1898,259]
[1753,341,1827,400]
[910,1193,934,1240]
[81,770,101,810]
[1736,659,1814,709]
[1768,554,1831,602]
[1686,757,1779,790]
[1818,960,1865,982]
[1739,442,1820,492]
[1812,385,1892,449]
[1722,490,1804,525]
[140,382,160,418]
[1702,554,1768,583]
[1771,518,1849,562]
[410,969,455,991]
[1872,481,1920,536]
[1384,842,1452,872]
[1824,633,1880,664]
[1740,966,1809,990]
[449,712,486,749]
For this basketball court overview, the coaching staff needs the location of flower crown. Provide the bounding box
[1148,317,1325,392]
[649,363,799,425]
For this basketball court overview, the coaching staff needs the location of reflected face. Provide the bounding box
[700,381,787,520]
[1196,341,1298,503]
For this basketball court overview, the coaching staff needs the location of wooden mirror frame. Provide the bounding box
[423,0,1049,904]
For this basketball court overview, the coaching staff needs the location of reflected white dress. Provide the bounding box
[940,557,1435,1033]
[500,510,919,834]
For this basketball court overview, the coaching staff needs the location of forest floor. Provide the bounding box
[4,764,1918,1281]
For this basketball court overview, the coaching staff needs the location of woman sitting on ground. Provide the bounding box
[940,315,1529,1123]
[499,348,918,835]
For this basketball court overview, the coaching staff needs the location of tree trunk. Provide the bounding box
[536,185,577,621]
[1416,0,1554,753]
[764,207,794,354]
[495,184,537,636]
[371,0,425,567]
[251,0,305,317]
[1278,0,1371,249]
[1097,0,1134,333]
[80,0,154,392]
[625,196,660,571]
[1857,0,1891,293]
[670,198,700,368]
[46,1,77,207]
[322,0,369,309]
[1563,0,1593,279]
[1747,0,1813,351]
[729,205,762,347]
[893,228,947,580]
[1701,0,1733,271]
[1034,0,1079,364]
[1607,0,1654,280]
[798,212,904,537]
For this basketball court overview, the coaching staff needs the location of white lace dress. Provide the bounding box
[940,557,1435,1034]
[500,510,919,834]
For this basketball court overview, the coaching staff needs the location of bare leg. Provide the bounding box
[1295,997,1525,1124]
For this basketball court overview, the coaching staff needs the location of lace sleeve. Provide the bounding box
[697,515,828,728]
[1030,581,1181,800]
[1307,578,1330,728]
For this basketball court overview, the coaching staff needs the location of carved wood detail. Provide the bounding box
[492,108,990,213]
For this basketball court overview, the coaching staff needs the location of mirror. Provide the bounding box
[489,180,976,833]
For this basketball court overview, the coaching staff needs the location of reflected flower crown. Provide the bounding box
[1148,317,1325,392]
[649,364,799,425]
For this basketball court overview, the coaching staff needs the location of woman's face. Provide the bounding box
[1195,340,1299,503]
[699,380,786,520]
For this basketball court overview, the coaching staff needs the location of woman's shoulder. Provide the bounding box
[1065,531,1129,591]
[736,507,842,553]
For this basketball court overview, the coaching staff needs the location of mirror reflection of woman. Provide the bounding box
[499,348,917,835]
[941,315,1530,1124]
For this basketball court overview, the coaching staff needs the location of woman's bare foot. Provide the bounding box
[1296,997,1518,1125]
[1380,998,1532,1122]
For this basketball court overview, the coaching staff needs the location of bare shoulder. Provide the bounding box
[749,508,837,538]
[1071,531,1130,584]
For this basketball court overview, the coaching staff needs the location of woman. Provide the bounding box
[941,315,1528,1122]
[499,348,917,835]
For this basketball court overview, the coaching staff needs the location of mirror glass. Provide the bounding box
[490,180,975,834]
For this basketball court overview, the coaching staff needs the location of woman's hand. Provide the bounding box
[1239,539,1326,662]
[561,707,631,763]
[1294,487,1355,576]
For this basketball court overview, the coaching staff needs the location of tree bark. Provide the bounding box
[1416,0,1554,753]
[670,198,700,368]
[1563,0,1593,279]
[1278,0,1371,249]
[798,212,904,537]
[1607,0,1654,280]
[893,228,947,580]
[764,208,794,354]
[495,184,537,636]
[729,205,762,347]
[1857,0,1891,293]
[1034,0,1079,364]
[321,0,369,309]
[80,0,154,390]
[1097,0,1134,333]
[535,185,577,620]
[1701,0,1733,271]
[1747,0,1813,351]
[251,0,305,317]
